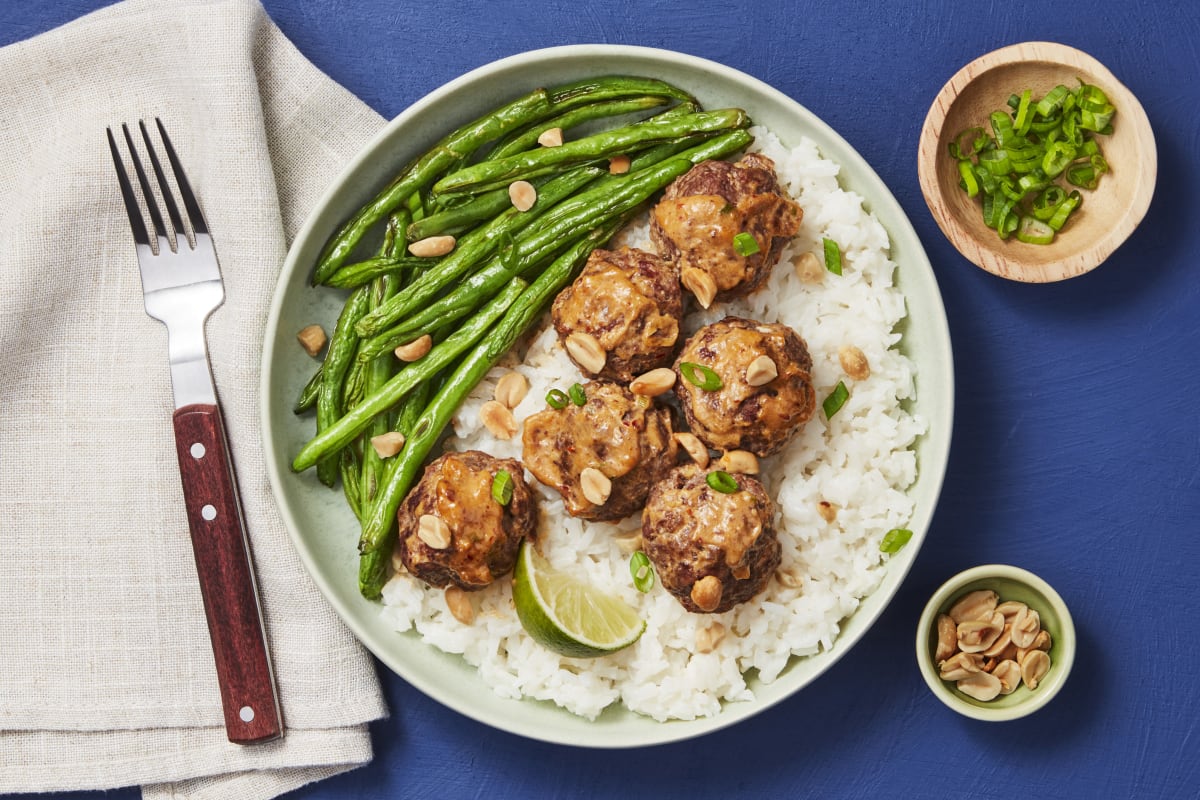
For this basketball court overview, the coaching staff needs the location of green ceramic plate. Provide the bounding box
[261,45,954,747]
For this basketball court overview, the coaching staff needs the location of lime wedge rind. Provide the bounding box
[512,541,645,658]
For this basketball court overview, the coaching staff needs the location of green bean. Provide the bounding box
[432,109,749,197]
[315,285,370,486]
[354,166,602,338]
[340,445,363,521]
[395,377,434,435]
[293,364,322,414]
[405,188,513,242]
[355,374,436,598]
[359,208,411,509]
[291,277,528,473]
[323,255,429,290]
[351,129,752,364]
[487,96,671,160]
[400,98,673,243]
[355,224,623,597]
[312,76,696,284]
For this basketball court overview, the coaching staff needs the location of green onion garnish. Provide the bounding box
[949,126,987,160]
[546,388,569,409]
[823,380,849,419]
[568,382,586,406]
[950,82,1116,243]
[823,237,842,275]
[630,551,654,593]
[733,231,760,257]
[680,362,722,391]
[880,528,913,554]
[491,469,514,506]
[1016,216,1055,245]
[705,470,739,494]
[1047,191,1083,231]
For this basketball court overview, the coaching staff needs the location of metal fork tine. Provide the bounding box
[120,123,169,246]
[138,119,187,244]
[106,127,151,247]
[155,118,209,236]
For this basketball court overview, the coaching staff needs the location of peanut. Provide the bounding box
[394,334,432,362]
[296,324,327,357]
[479,400,517,440]
[630,367,676,397]
[408,235,456,257]
[369,431,406,458]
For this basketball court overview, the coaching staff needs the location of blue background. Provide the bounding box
[4,1,1198,797]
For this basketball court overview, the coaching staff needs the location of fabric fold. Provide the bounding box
[0,0,389,796]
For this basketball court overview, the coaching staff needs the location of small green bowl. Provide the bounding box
[916,565,1075,721]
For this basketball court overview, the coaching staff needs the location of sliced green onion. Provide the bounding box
[1047,191,1082,231]
[1031,185,1066,221]
[979,148,1012,176]
[491,469,514,506]
[957,159,980,197]
[880,528,913,554]
[732,231,760,257]
[948,126,986,159]
[680,361,722,391]
[999,205,1020,239]
[568,382,587,406]
[1041,141,1076,177]
[1066,162,1098,189]
[545,388,568,409]
[630,551,654,593]
[1013,89,1033,136]
[1036,85,1070,117]
[1016,216,1055,245]
[989,110,1012,144]
[705,470,739,494]
[823,237,842,275]
[823,380,849,419]
[951,82,1115,243]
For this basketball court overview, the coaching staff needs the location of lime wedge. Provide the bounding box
[512,540,646,658]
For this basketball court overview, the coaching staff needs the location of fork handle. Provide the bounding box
[172,403,283,744]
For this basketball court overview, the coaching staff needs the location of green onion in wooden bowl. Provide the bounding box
[918,41,1156,283]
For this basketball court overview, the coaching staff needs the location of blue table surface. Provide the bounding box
[4,1,1199,798]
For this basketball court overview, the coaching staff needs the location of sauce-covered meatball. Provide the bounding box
[395,450,535,590]
[650,153,802,305]
[641,464,780,614]
[522,380,677,521]
[674,316,815,457]
[551,246,683,382]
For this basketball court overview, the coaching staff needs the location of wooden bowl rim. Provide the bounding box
[918,41,1157,283]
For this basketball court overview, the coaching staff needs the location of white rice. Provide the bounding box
[379,127,927,722]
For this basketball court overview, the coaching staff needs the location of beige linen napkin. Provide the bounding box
[0,0,390,797]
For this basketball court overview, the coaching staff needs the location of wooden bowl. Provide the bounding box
[918,42,1156,282]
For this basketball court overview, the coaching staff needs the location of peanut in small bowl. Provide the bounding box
[916,564,1075,721]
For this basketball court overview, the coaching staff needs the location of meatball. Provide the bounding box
[674,316,815,457]
[395,450,535,590]
[641,464,780,614]
[522,380,677,521]
[650,153,802,304]
[551,246,683,382]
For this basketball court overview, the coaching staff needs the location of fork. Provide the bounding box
[107,119,283,744]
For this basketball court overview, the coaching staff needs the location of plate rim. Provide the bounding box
[261,43,954,747]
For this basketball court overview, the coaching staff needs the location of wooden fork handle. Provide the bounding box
[172,403,283,744]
